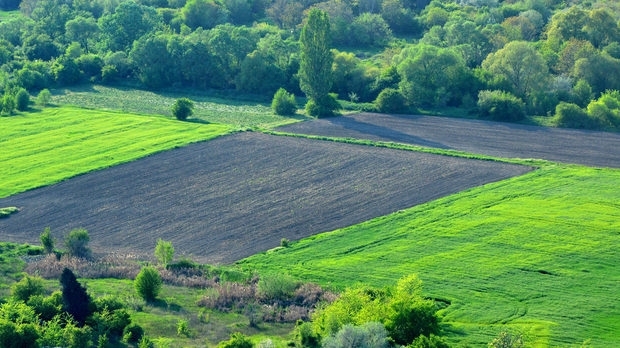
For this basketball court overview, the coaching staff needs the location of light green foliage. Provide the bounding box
[482,41,549,99]
[488,330,524,348]
[477,90,525,121]
[299,9,336,117]
[40,226,54,254]
[271,88,297,116]
[0,206,18,218]
[155,239,175,267]
[241,166,620,346]
[1,92,15,115]
[257,273,298,302]
[218,332,253,348]
[322,322,389,348]
[375,88,407,114]
[64,228,91,258]
[586,90,620,129]
[176,318,190,336]
[135,266,162,302]
[553,102,593,129]
[0,106,232,198]
[35,88,52,107]
[11,275,44,302]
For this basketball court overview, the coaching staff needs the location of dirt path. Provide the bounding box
[277,113,620,168]
[0,132,530,264]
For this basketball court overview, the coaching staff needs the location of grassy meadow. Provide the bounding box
[50,85,309,129]
[239,165,620,347]
[0,106,233,198]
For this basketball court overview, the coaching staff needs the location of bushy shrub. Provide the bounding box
[15,88,30,111]
[154,239,174,267]
[218,332,253,348]
[40,227,54,254]
[553,102,595,129]
[306,94,341,118]
[375,88,407,114]
[27,292,63,321]
[172,97,194,120]
[409,334,451,348]
[257,273,298,303]
[271,88,297,116]
[123,323,144,344]
[477,90,525,121]
[60,268,92,325]
[11,275,45,302]
[134,266,162,302]
[64,228,91,259]
[322,322,390,348]
[35,89,52,107]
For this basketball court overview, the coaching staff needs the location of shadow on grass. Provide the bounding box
[148,298,182,312]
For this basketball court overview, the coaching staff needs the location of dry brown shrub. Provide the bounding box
[25,252,143,279]
[197,282,256,311]
[159,268,217,288]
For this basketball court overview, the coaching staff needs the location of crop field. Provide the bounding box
[0,106,233,198]
[2,106,618,347]
[277,112,620,168]
[0,131,530,263]
[51,85,309,128]
[240,165,620,347]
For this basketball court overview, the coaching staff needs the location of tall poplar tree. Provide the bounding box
[299,8,338,117]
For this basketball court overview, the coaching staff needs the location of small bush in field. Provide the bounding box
[271,88,297,116]
[477,90,525,121]
[64,228,91,259]
[154,239,174,267]
[172,98,194,120]
[40,227,54,254]
[257,273,298,303]
[375,88,407,114]
[35,89,52,107]
[15,88,30,111]
[218,332,253,348]
[123,323,144,344]
[553,102,595,129]
[135,266,162,302]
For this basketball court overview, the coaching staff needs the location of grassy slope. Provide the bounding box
[50,85,309,129]
[0,106,233,198]
[238,165,620,347]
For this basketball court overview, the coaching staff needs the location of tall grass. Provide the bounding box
[51,85,309,128]
[238,165,620,347]
[0,106,233,198]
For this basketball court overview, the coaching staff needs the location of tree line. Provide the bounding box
[0,0,619,126]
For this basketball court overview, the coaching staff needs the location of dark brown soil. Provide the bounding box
[0,132,530,264]
[277,113,620,168]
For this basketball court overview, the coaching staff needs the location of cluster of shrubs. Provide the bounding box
[553,90,620,130]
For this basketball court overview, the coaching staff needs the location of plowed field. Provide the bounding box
[0,132,530,263]
[277,113,620,168]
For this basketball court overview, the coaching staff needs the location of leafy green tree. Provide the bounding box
[236,50,286,94]
[481,41,549,99]
[154,239,175,266]
[135,266,162,302]
[129,33,174,89]
[65,16,99,52]
[171,98,194,121]
[553,102,593,129]
[266,0,304,29]
[22,33,60,61]
[1,92,15,115]
[15,88,30,111]
[182,0,229,30]
[64,228,91,258]
[60,268,92,326]
[322,322,390,348]
[573,52,620,96]
[98,1,162,52]
[350,13,392,47]
[271,88,297,116]
[299,8,336,117]
[381,0,420,36]
[477,90,525,121]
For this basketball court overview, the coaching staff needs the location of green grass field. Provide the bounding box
[50,85,309,129]
[239,165,620,347]
[0,106,233,198]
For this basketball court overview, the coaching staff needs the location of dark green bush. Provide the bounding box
[218,332,253,348]
[40,227,54,254]
[123,323,144,344]
[15,88,30,111]
[553,102,595,129]
[375,88,407,114]
[306,94,340,118]
[272,88,298,116]
[64,228,91,258]
[134,266,162,302]
[477,90,525,122]
[172,97,194,120]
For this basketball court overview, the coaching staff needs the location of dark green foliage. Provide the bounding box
[299,9,336,117]
[271,88,297,116]
[11,275,44,302]
[553,102,594,129]
[295,320,321,348]
[477,90,525,122]
[375,88,407,114]
[60,268,92,326]
[134,266,162,302]
[172,98,195,121]
[123,323,144,344]
[40,226,54,254]
[90,307,131,338]
[15,88,30,111]
[64,228,91,259]
[26,292,63,321]
[218,332,253,348]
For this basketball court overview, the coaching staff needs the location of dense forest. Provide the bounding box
[0,0,619,124]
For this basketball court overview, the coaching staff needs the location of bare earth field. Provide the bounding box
[0,132,530,263]
[277,113,620,168]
